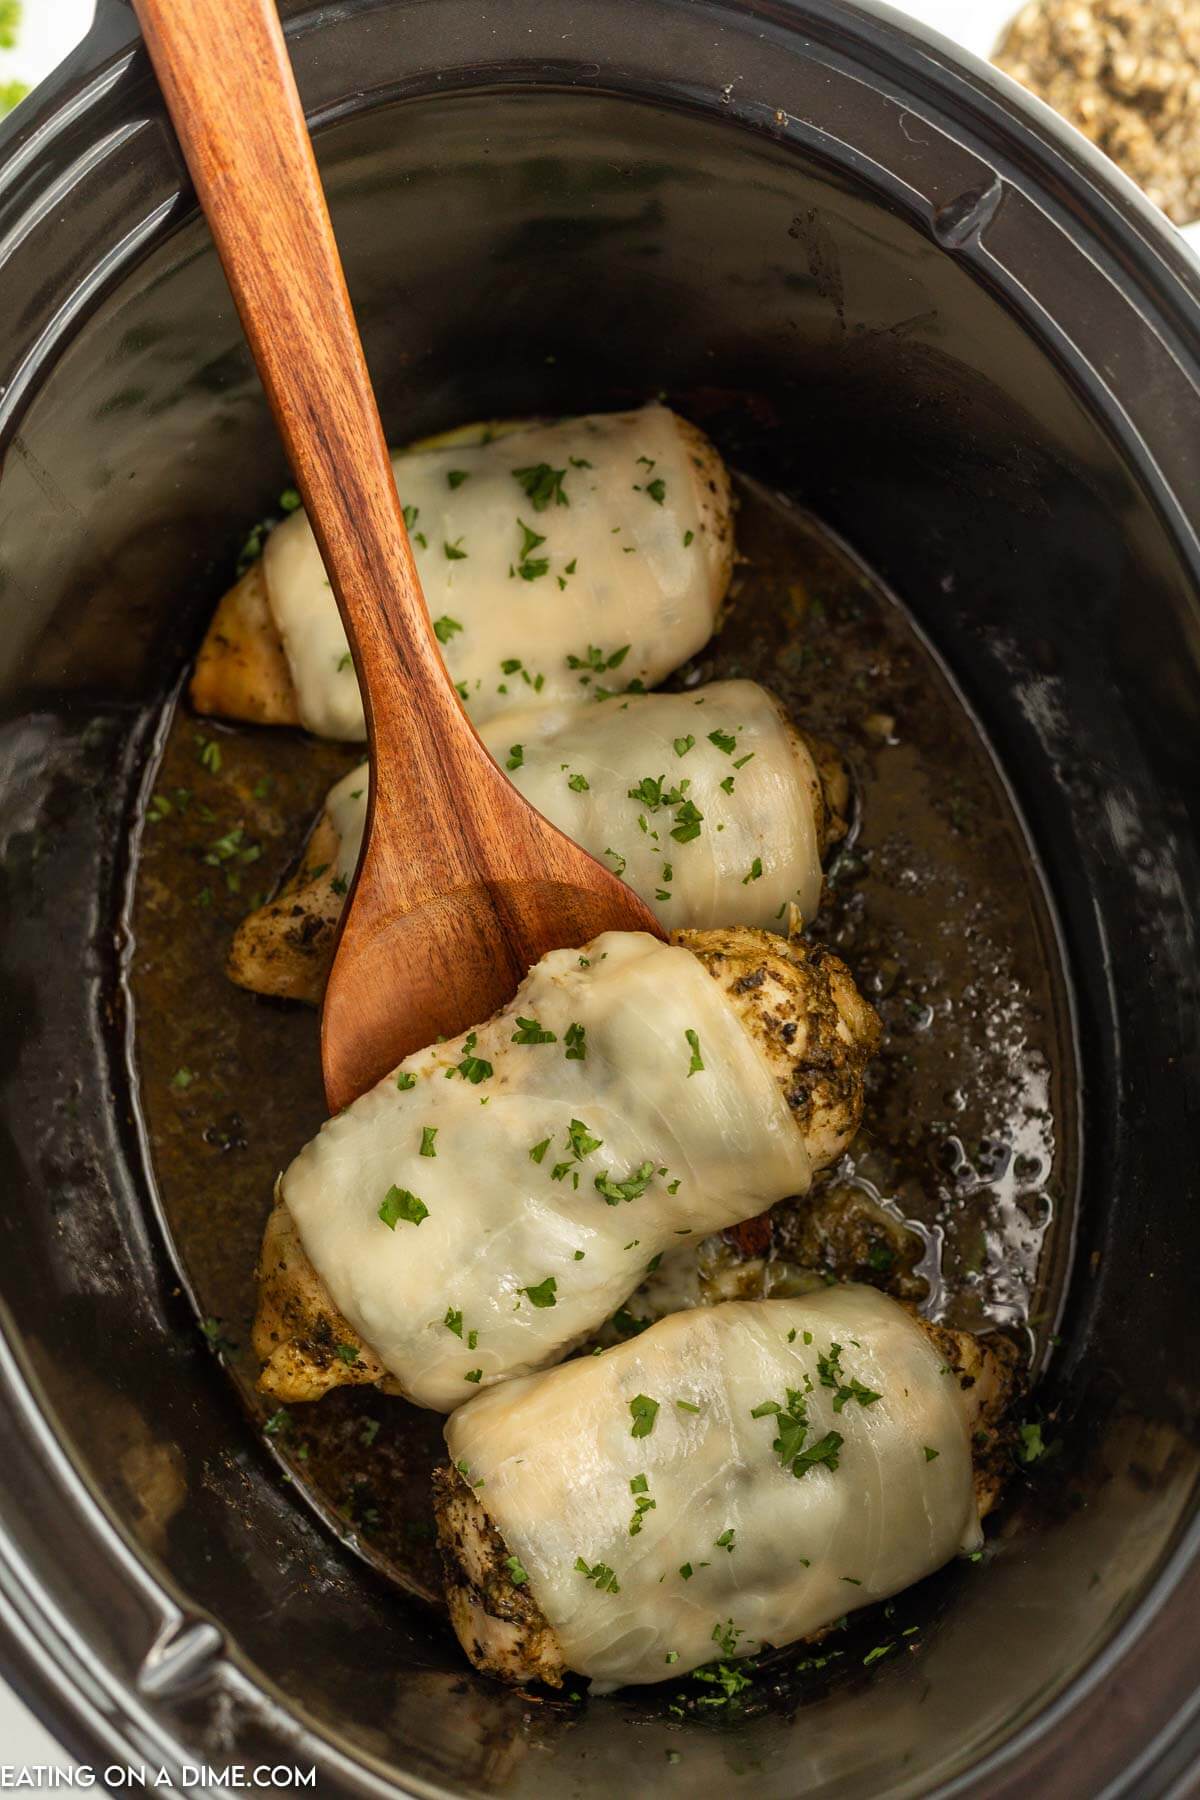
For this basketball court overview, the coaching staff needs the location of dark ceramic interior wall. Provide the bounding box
[0,73,1198,1799]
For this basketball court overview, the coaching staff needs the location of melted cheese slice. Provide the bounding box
[446,1288,981,1686]
[281,933,810,1410]
[261,405,727,740]
[322,680,824,930]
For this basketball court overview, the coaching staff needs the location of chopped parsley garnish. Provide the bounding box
[742,857,763,885]
[564,1022,587,1061]
[712,1620,742,1657]
[708,729,737,754]
[676,1398,701,1413]
[567,772,590,792]
[379,1185,428,1229]
[575,1558,620,1593]
[335,1342,361,1365]
[514,517,550,580]
[513,463,568,511]
[196,736,222,774]
[793,1432,845,1476]
[443,537,468,560]
[1017,1421,1051,1465]
[643,478,666,504]
[529,1137,551,1164]
[464,1369,483,1383]
[596,1161,655,1205]
[522,1276,558,1309]
[679,1563,694,1580]
[732,752,755,769]
[754,1387,844,1478]
[863,1643,895,1667]
[629,1393,660,1438]
[506,744,524,771]
[924,1445,939,1462]
[714,1529,736,1552]
[170,1067,194,1092]
[447,469,470,489]
[433,615,462,644]
[684,1029,704,1076]
[568,643,630,674]
[444,1309,464,1337]
[419,1126,438,1158]
[604,846,627,875]
[629,1473,656,1536]
[817,1343,882,1412]
[449,1032,493,1083]
[671,799,705,843]
[264,1408,290,1436]
[673,735,695,757]
[512,1016,557,1044]
[402,503,420,532]
[396,1071,417,1090]
[567,1118,602,1158]
[505,1555,528,1585]
[683,529,695,546]
[719,775,735,794]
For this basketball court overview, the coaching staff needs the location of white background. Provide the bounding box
[0,0,1196,1770]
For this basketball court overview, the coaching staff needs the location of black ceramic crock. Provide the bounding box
[1,1,1198,1793]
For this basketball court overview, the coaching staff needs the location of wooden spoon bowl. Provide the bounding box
[132,0,664,1114]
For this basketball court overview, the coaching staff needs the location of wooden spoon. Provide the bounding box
[132,0,664,1113]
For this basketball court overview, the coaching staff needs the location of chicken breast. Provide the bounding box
[192,405,734,739]
[253,927,880,1408]
[226,681,850,1003]
[435,1289,1019,1690]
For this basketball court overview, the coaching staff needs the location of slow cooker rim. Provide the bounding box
[0,0,1198,1792]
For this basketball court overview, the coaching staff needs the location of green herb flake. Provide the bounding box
[444,1309,464,1338]
[444,537,468,560]
[567,772,590,792]
[522,1276,558,1309]
[684,1028,704,1077]
[708,729,737,754]
[447,469,470,489]
[505,1555,529,1585]
[449,1031,493,1084]
[396,1071,417,1091]
[169,1067,195,1092]
[529,1137,551,1164]
[683,529,695,547]
[567,1118,603,1158]
[924,1445,940,1462]
[575,1557,621,1593]
[742,856,764,885]
[433,615,463,644]
[513,463,568,511]
[643,478,667,504]
[420,1126,438,1158]
[379,1185,429,1229]
[335,1343,361,1365]
[673,735,695,757]
[714,1529,736,1552]
[564,1022,587,1061]
[464,1369,483,1383]
[596,1161,655,1205]
[629,1393,660,1438]
[512,1016,557,1044]
[506,744,524,771]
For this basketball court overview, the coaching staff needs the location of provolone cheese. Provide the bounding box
[446,1288,980,1685]
[322,681,825,930]
[281,933,811,1411]
[261,406,729,740]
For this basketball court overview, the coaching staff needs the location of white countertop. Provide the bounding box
[0,0,1195,1773]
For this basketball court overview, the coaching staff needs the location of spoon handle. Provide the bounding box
[131,0,468,786]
